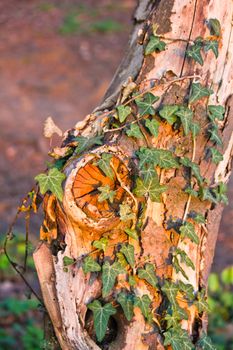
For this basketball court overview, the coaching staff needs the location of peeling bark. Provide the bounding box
[34,0,233,349]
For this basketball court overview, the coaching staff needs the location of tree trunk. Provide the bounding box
[33,0,233,349]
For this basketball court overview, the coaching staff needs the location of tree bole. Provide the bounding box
[33,0,233,349]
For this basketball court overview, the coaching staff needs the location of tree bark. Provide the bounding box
[33,0,233,349]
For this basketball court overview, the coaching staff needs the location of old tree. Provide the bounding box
[32,0,233,349]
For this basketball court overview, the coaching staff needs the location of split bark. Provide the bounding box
[33,0,233,349]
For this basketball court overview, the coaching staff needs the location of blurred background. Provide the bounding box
[0,1,232,349]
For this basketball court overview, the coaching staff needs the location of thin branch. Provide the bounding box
[4,190,43,304]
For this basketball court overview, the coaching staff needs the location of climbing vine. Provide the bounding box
[4,16,228,350]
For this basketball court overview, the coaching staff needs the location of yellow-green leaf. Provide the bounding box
[92,237,109,252]
[63,256,75,266]
[209,18,221,36]
[35,168,66,201]
[124,228,139,241]
[98,185,116,203]
[119,204,135,222]
[116,105,132,123]
[97,153,114,180]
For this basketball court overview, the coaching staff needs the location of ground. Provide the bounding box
[0,0,232,280]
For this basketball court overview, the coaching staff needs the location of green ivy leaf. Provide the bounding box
[209,125,223,146]
[187,42,204,65]
[173,304,189,320]
[192,212,206,224]
[209,147,223,164]
[208,105,225,121]
[161,280,179,306]
[177,281,195,301]
[175,248,195,270]
[129,275,136,286]
[180,157,204,184]
[145,35,166,55]
[119,204,135,222]
[204,40,219,58]
[159,105,179,125]
[102,261,125,297]
[137,147,179,170]
[117,292,134,321]
[63,256,74,266]
[190,122,200,137]
[172,255,189,280]
[35,168,66,201]
[134,295,152,322]
[137,147,155,169]
[134,177,167,202]
[212,182,228,204]
[209,18,221,36]
[185,187,198,197]
[92,237,109,252]
[152,149,179,168]
[98,185,116,203]
[145,118,160,137]
[140,164,158,184]
[164,326,193,350]
[180,222,199,244]
[82,256,101,275]
[175,107,193,135]
[135,92,159,116]
[74,135,103,155]
[97,153,114,180]
[137,263,158,288]
[120,244,135,268]
[124,228,139,241]
[126,124,144,139]
[87,300,116,342]
[199,187,218,204]
[116,252,128,268]
[164,312,180,329]
[116,105,132,123]
[189,83,213,104]
[194,289,210,313]
[196,332,217,350]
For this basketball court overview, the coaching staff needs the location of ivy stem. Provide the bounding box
[104,114,149,133]
[123,74,201,107]
[182,135,196,223]
[135,116,150,147]
[4,189,43,304]
[158,35,194,44]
